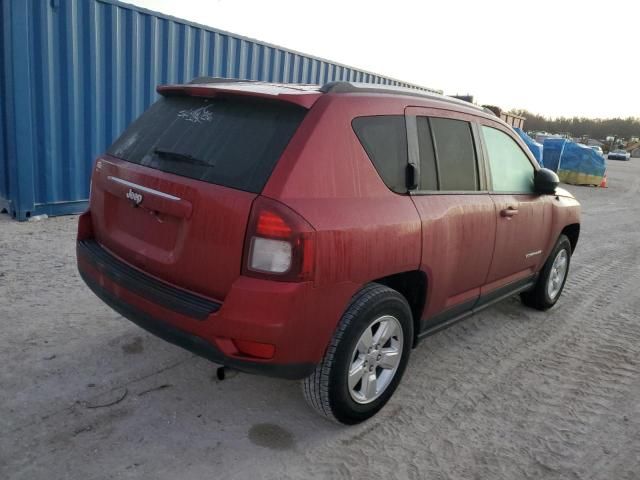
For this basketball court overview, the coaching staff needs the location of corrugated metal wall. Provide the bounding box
[0,1,10,211]
[1,0,439,220]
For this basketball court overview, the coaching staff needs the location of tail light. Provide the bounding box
[242,196,315,282]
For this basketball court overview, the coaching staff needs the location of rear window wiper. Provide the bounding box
[152,148,212,167]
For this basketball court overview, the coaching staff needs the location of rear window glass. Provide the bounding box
[107,95,306,193]
[352,116,408,193]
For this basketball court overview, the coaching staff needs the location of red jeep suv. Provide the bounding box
[77,79,581,424]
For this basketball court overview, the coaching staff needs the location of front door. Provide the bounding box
[478,122,552,298]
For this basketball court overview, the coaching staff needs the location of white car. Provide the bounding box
[607,150,631,161]
[589,145,604,156]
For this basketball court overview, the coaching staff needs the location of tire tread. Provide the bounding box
[521,234,572,311]
[302,283,398,422]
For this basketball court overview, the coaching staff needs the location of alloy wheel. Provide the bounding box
[347,315,404,404]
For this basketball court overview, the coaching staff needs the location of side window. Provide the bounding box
[352,116,408,193]
[416,117,438,190]
[430,118,478,191]
[481,126,535,193]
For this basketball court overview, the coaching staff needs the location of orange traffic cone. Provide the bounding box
[599,175,608,188]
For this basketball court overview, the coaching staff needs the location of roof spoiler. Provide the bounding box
[157,78,322,109]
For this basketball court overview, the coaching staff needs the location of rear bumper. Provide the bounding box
[79,268,314,378]
[78,240,221,320]
[77,239,323,379]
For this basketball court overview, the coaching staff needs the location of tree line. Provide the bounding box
[509,109,640,141]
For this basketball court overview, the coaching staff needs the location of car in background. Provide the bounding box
[589,145,604,156]
[607,150,631,161]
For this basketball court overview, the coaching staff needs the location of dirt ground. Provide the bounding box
[1,160,639,480]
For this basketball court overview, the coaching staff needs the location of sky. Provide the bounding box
[126,0,639,119]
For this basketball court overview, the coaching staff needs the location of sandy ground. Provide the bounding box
[1,160,639,480]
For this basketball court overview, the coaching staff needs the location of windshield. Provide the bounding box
[107,95,307,193]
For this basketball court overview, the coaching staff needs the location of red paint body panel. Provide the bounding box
[265,95,422,289]
[545,189,581,252]
[78,83,581,377]
[410,195,497,320]
[484,194,553,288]
[90,156,256,301]
[78,251,357,365]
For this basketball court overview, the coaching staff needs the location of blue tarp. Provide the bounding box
[542,138,606,185]
[514,127,544,166]
[542,138,566,172]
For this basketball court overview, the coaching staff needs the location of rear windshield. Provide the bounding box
[107,95,306,193]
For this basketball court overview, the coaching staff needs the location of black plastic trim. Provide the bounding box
[79,269,316,380]
[77,240,221,320]
[419,298,476,334]
[417,274,537,340]
[474,274,537,310]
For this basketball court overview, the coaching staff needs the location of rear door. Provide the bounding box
[478,122,553,297]
[90,94,307,301]
[405,107,496,331]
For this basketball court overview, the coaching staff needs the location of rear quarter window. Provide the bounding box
[107,96,306,193]
[352,116,408,194]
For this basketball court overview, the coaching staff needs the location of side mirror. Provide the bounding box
[534,168,559,194]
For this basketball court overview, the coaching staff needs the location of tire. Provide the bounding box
[521,234,572,311]
[302,283,414,424]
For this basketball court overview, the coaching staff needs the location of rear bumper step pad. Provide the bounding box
[77,240,221,320]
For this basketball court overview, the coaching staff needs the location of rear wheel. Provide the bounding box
[521,234,572,311]
[302,283,413,424]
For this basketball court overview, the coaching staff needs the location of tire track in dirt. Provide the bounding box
[275,293,640,480]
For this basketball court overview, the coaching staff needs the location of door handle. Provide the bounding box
[500,207,519,217]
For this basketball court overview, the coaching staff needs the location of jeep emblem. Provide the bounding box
[126,188,143,206]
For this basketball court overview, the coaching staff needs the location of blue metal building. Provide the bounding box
[0,0,438,220]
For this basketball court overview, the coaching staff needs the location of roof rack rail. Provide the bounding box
[183,78,492,116]
[319,81,487,112]
[482,107,499,117]
[318,81,360,93]
[189,76,261,85]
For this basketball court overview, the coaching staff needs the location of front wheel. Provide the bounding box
[302,283,413,424]
[521,234,572,311]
